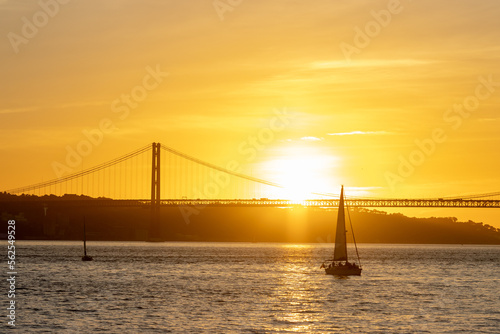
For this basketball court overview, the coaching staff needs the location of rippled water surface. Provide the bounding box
[3,242,499,333]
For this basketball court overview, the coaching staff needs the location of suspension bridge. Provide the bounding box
[3,142,500,208]
[2,142,500,235]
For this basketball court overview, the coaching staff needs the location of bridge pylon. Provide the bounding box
[149,142,161,241]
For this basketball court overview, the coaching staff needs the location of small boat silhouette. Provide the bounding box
[82,216,93,261]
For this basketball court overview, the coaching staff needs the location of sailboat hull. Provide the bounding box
[325,265,361,276]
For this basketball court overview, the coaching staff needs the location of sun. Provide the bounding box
[260,147,338,201]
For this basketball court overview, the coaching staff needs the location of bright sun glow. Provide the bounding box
[261,147,339,201]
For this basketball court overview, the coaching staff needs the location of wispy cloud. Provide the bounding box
[310,59,434,70]
[327,131,393,136]
[0,107,38,114]
[300,136,322,141]
[0,101,109,115]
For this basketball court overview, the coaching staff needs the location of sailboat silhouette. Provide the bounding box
[81,216,93,261]
[322,186,361,276]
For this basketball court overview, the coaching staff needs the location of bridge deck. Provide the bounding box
[2,198,499,208]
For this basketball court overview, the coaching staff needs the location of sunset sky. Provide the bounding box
[1,1,499,226]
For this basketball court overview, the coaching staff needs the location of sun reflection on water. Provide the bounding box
[281,244,314,249]
[267,245,326,332]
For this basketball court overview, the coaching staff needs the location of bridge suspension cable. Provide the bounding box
[160,144,284,189]
[447,191,500,200]
[4,144,151,194]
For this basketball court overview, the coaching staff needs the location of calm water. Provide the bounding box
[2,242,499,333]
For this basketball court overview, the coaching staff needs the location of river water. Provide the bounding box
[2,242,499,333]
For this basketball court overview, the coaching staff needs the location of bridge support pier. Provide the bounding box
[149,142,161,241]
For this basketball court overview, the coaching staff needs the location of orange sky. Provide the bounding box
[1,0,499,227]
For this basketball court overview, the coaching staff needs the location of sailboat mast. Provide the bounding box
[83,216,87,256]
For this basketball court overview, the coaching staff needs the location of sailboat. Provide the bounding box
[322,185,362,276]
[81,216,93,261]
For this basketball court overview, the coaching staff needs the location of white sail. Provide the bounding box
[333,186,348,261]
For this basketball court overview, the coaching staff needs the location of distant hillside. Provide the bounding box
[1,193,499,244]
[350,208,500,244]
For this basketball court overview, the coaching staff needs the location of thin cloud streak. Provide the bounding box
[300,136,322,141]
[0,107,39,114]
[310,59,435,69]
[327,131,394,136]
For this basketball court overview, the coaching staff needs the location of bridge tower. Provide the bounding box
[149,142,161,241]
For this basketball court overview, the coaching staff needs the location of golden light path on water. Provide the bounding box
[273,244,326,333]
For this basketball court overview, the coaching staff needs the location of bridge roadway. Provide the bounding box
[2,198,500,208]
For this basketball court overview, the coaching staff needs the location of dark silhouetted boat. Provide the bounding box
[82,217,93,261]
[321,185,361,276]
